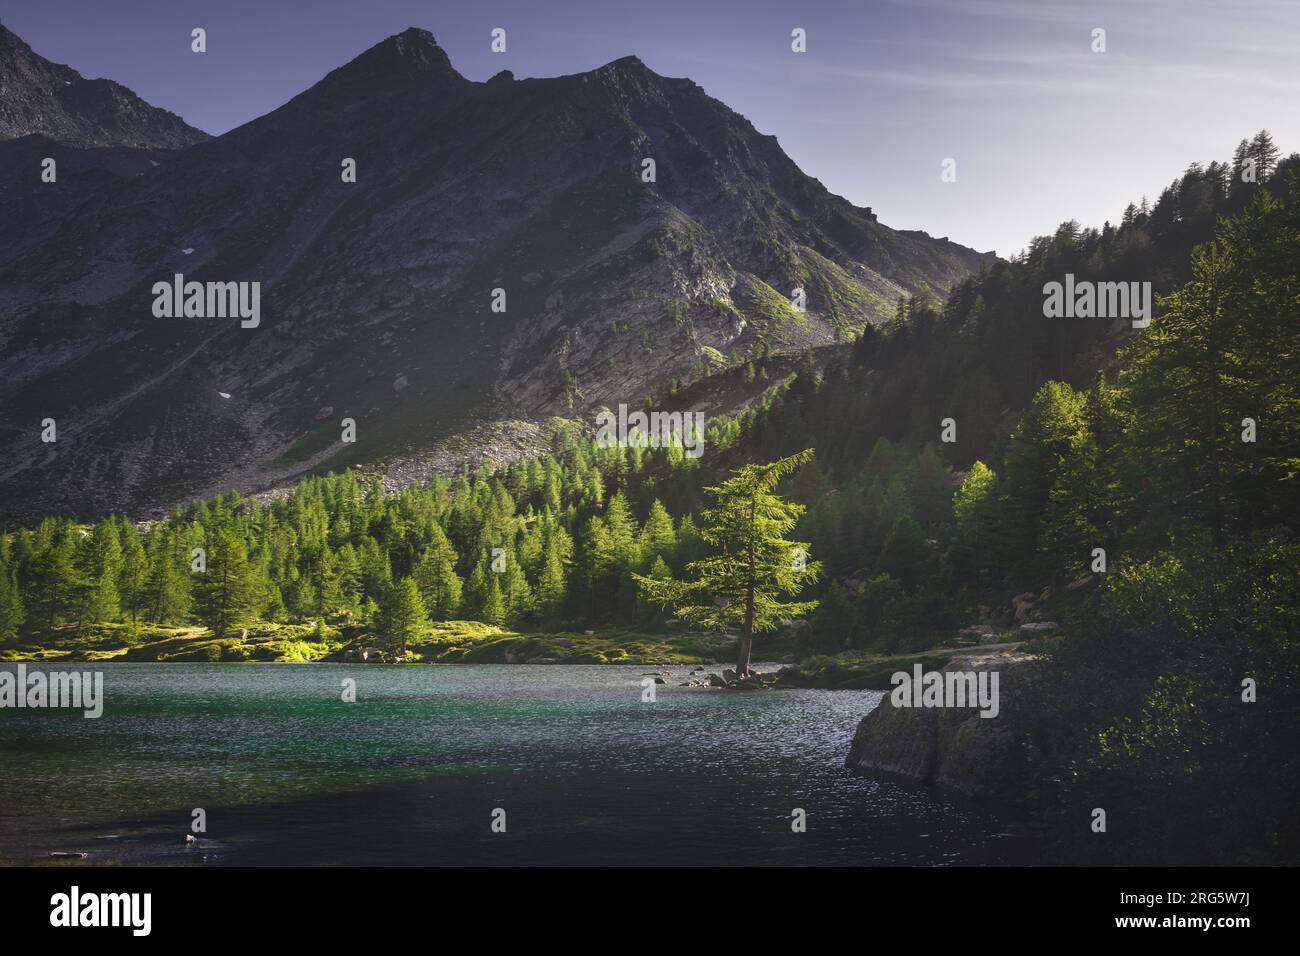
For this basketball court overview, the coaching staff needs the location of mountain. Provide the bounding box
[0,27,992,522]
[0,22,208,148]
[0,23,209,274]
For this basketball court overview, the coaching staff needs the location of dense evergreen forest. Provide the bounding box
[0,134,1296,863]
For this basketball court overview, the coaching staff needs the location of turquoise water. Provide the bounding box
[0,663,1039,865]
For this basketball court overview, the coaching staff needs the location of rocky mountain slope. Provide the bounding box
[0,24,207,291]
[0,23,208,148]
[0,27,992,522]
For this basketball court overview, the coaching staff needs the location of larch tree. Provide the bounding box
[192,530,258,638]
[377,577,426,658]
[635,450,821,677]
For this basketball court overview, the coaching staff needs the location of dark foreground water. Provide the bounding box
[0,663,1040,866]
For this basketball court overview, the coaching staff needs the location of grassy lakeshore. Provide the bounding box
[0,621,796,666]
[0,620,1022,690]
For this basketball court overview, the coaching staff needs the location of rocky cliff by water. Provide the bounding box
[845,652,1039,803]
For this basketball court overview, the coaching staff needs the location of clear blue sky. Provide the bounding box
[4,0,1297,256]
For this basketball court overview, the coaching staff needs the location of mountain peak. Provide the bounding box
[324,27,467,89]
[0,21,209,148]
[599,54,656,76]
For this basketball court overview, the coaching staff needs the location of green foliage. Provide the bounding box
[378,577,426,656]
[876,514,935,591]
[950,460,998,588]
[0,131,1295,866]
[635,450,821,673]
[0,557,24,642]
[192,530,257,639]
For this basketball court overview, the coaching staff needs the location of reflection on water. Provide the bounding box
[0,663,1040,866]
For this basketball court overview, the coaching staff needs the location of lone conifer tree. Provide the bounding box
[635,450,821,677]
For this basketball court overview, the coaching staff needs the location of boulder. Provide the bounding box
[846,653,1040,803]
[1018,621,1059,637]
[706,673,727,688]
[1011,591,1037,624]
[722,669,737,683]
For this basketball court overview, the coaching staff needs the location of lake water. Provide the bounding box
[0,663,1040,866]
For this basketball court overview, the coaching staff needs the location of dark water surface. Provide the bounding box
[0,663,1040,865]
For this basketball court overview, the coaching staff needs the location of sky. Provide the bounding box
[3,0,1298,256]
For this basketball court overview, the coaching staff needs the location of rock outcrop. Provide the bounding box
[845,652,1039,803]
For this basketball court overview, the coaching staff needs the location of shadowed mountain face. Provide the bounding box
[0,27,992,522]
[0,23,209,148]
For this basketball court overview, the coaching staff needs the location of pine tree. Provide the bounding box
[263,581,287,622]
[638,499,676,567]
[603,492,640,568]
[635,450,821,676]
[481,572,505,625]
[1247,130,1280,182]
[358,538,392,607]
[1230,138,1251,197]
[535,532,568,622]
[998,381,1087,579]
[877,513,935,591]
[951,461,998,587]
[335,543,362,615]
[1121,242,1239,546]
[308,545,342,619]
[498,548,532,622]
[459,557,489,619]
[146,528,190,623]
[118,523,150,628]
[192,530,258,638]
[377,577,426,657]
[0,559,25,641]
[283,571,317,620]
[575,517,611,619]
[414,547,462,621]
[29,538,78,631]
[81,520,122,624]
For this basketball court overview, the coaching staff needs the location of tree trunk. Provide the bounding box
[737,494,758,678]
[736,625,753,678]
[738,578,756,677]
